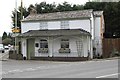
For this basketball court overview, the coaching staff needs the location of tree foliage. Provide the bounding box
[84,2,120,38]
[2,38,12,45]
[11,1,120,38]
[2,32,14,45]
[2,32,7,40]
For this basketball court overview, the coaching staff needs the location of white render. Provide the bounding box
[93,16,104,56]
[21,19,91,34]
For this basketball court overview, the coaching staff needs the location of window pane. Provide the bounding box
[40,22,48,29]
[61,21,69,29]
[35,43,39,47]
[40,39,48,48]
[61,39,69,48]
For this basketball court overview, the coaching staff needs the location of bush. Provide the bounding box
[110,48,120,57]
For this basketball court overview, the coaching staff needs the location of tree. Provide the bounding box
[56,2,73,12]
[2,32,14,45]
[2,32,7,40]
[84,2,120,38]
[11,7,29,30]
[2,38,12,46]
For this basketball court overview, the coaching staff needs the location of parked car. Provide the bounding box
[0,44,4,53]
[4,46,9,50]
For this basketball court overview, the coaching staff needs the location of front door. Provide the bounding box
[27,38,35,59]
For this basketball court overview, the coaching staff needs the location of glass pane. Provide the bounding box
[40,39,48,48]
[35,43,39,47]
[61,39,69,48]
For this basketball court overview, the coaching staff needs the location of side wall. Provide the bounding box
[93,16,103,56]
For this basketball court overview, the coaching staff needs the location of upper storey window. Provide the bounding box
[61,21,69,29]
[40,22,48,29]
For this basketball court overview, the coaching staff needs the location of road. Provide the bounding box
[1,58,119,78]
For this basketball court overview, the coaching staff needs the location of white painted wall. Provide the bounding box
[94,17,102,55]
[21,22,40,33]
[94,17,101,39]
[69,19,90,32]
[48,21,61,30]
[21,19,91,34]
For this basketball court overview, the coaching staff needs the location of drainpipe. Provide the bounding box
[89,18,93,59]
[48,36,53,57]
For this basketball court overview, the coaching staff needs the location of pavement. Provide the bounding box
[0,50,9,61]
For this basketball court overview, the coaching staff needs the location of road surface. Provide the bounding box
[2,58,119,78]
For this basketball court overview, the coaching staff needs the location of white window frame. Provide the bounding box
[39,22,48,30]
[60,21,69,29]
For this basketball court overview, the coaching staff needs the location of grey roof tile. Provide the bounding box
[18,29,91,37]
[22,9,93,21]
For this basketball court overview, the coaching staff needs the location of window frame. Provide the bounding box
[61,39,69,49]
[40,39,48,48]
[60,21,69,29]
[40,22,48,30]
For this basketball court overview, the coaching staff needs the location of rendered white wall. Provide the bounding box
[48,21,61,30]
[94,17,101,39]
[21,22,40,33]
[21,19,91,33]
[94,17,102,55]
[69,19,90,32]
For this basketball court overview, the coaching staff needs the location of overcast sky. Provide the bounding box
[0,0,88,37]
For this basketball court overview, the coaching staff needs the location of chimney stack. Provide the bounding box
[30,8,37,15]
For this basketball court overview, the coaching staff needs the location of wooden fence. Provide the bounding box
[102,38,120,58]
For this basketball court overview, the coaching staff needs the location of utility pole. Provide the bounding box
[15,0,17,51]
[21,0,23,20]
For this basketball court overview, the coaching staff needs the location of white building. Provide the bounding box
[19,9,104,60]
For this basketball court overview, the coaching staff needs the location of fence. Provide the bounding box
[102,38,120,58]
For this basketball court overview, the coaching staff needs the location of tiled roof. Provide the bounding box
[22,9,93,22]
[18,29,91,37]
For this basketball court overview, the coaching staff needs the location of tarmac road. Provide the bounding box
[2,58,119,78]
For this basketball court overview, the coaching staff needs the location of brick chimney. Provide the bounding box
[30,8,37,15]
